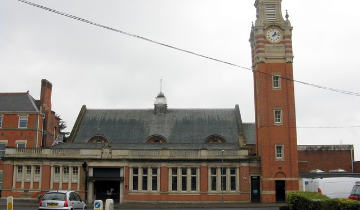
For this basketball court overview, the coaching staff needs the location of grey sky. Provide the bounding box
[1,0,359,160]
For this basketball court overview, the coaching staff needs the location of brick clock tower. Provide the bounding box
[250,0,299,203]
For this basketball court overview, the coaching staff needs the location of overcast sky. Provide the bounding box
[1,0,359,160]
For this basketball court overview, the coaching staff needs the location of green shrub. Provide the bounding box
[288,192,360,210]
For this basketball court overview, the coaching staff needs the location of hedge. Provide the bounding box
[288,192,360,210]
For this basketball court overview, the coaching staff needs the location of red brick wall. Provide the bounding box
[298,150,353,173]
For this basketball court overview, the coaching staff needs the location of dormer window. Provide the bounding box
[146,135,167,144]
[206,135,226,144]
[88,135,109,145]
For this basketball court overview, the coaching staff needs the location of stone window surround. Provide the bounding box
[169,167,200,193]
[0,140,8,147]
[272,73,282,90]
[275,144,285,161]
[13,164,42,190]
[129,167,160,192]
[16,140,27,148]
[273,108,283,125]
[50,165,80,191]
[207,167,240,193]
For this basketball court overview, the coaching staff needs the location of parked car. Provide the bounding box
[349,182,360,201]
[303,177,360,199]
[38,190,87,210]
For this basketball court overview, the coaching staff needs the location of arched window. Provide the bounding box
[146,135,167,144]
[205,135,226,144]
[88,135,109,144]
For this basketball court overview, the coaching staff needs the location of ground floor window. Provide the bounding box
[170,167,199,192]
[209,167,239,192]
[130,167,159,192]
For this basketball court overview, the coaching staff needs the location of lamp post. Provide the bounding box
[221,149,224,204]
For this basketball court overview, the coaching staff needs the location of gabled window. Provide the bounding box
[18,115,28,128]
[88,135,109,145]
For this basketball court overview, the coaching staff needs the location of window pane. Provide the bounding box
[211,168,217,175]
[133,168,138,175]
[133,176,138,190]
[181,168,187,175]
[191,168,196,175]
[191,176,196,191]
[17,143,26,149]
[152,176,157,191]
[0,116,2,128]
[172,176,177,191]
[231,176,236,191]
[142,168,148,191]
[181,176,187,191]
[211,176,217,191]
[152,168,157,175]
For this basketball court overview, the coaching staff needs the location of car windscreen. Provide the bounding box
[42,193,66,201]
[351,185,360,195]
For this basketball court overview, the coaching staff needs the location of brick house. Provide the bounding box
[0,79,60,194]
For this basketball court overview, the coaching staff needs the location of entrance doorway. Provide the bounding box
[94,181,120,203]
[251,176,261,202]
[275,180,286,202]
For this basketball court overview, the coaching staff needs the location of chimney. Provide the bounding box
[40,79,52,112]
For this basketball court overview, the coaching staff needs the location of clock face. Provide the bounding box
[266,28,282,43]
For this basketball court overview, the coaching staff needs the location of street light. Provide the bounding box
[221,149,224,204]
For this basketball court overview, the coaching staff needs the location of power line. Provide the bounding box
[18,0,360,97]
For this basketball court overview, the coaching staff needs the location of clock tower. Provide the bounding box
[250,0,299,203]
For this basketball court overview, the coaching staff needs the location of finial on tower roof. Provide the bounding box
[285,10,289,20]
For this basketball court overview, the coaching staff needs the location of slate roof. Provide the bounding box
[242,123,256,145]
[0,92,39,112]
[68,105,255,149]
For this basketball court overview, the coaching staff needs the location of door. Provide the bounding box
[275,180,286,202]
[251,176,261,202]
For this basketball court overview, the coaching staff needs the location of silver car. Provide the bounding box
[38,190,87,210]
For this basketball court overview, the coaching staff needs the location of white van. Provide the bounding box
[303,177,360,199]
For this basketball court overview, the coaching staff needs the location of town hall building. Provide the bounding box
[1,0,301,204]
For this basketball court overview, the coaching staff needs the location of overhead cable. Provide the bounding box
[18,0,360,97]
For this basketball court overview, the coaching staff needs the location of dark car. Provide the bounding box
[38,190,87,210]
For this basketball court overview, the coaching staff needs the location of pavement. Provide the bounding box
[0,198,288,209]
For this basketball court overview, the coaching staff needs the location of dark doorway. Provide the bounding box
[251,176,261,202]
[275,180,286,202]
[94,181,120,203]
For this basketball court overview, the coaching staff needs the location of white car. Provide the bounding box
[38,190,87,210]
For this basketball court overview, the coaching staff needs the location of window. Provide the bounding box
[151,168,158,191]
[132,168,138,190]
[230,168,236,191]
[265,4,276,21]
[275,145,284,160]
[17,143,26,149]
[25,166,31,181]
[63,167,69,182]
[181,168,187,191]
[221,168,226,191]
[210,168,217,191]
[272,74,281,89]
[18,116,28,128]
[72,167,78,183]
[209,167,238,192]
[171,168,178,191]
[130,167,159,192]
[17,166,23,181]
[54,166,60,182]
[142,168,148,191]
[34,166,41,181]
[206,135,226,144]
[191,168,197,191]
[0,115,3,128]
[0,143,6,157]
[274,109,283,124]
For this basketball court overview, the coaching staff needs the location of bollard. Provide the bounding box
[105,199,114,210]
[7,196,13,210]
[93,200,103,210]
